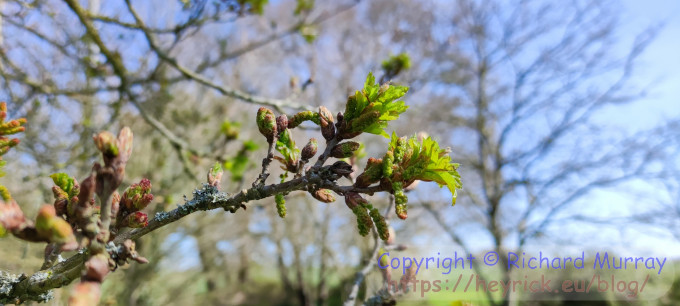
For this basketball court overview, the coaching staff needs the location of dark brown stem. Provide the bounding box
[253,138,277,187]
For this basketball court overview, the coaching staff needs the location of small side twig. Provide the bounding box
[253,138,277,187]
[344,231,382,306]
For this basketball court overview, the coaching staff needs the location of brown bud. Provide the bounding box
[54,198,68,217]
[329,160,353,178]
[344,192,367,210]
[301,138,318,160]
[330,141,360,158]
[276,114,288,135]
[311,189,336,203]
[319,106,335,140]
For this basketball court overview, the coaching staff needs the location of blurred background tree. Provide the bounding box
[1,0,679,305]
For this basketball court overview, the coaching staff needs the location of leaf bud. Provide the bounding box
[318,106,335,140]
[121,179,154,212]
[207,162,223,188]
[92,131,119,157]
[311,188,336,203]
[330,141,360,158]
[124,211,149,228]
[256,107,277,142]
[354,158,383,188]
[301,138,318,160]
[276,114,289,135]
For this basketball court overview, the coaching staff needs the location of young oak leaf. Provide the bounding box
[274,128,300,171]
[50,173,79,198]
[395,133,462,206]
[341,72,409,138]
[372,133,462,207]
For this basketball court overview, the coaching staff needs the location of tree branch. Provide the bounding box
[0,166,387,303]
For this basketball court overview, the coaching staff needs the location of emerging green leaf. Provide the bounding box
[388,132,462,206]
[274,128,300,171]
[341,72,409,138]
[50,173,77,197]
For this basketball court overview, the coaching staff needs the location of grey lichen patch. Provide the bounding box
[28,271,50,283]
[153,211,170,222]
[36,290,55,303]
[1,271,21,297]
[1,270,55,304]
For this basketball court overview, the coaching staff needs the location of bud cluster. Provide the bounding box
[116,179,154,228]
[337,73,409,139]
[257,107,326,173]
[353,133,462,220]
[0,102,27,201]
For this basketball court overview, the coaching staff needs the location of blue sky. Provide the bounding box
[620,0,680,124]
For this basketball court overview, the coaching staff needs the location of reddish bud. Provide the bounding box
[301,138,318,160]
[124,212,148,228]
[311,189,336,203]
[121,179,153,212]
